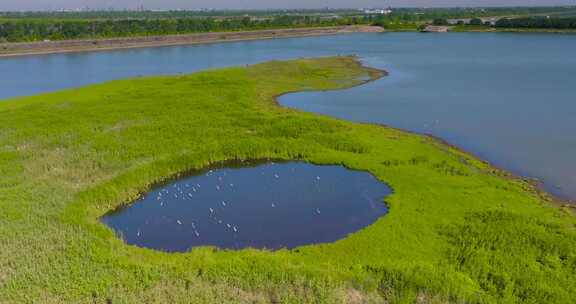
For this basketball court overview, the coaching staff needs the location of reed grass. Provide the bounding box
[0,56,574,303]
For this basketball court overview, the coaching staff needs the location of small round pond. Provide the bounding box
[101,161,391,252]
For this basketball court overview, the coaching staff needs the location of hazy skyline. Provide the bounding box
[1,0,575,11]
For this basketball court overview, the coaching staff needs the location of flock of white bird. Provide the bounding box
[132,167,325,241]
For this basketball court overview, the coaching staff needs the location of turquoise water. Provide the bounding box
[1,32,575,200]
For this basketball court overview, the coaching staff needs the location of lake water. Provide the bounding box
[101,161,390,251]
[1,32,575,200]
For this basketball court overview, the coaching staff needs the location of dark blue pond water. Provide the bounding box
[101,161,390,251]
[1,32,575,200]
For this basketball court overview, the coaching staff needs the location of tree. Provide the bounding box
[432,18,448,26]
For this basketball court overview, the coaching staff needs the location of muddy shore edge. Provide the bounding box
[0,25,383,58]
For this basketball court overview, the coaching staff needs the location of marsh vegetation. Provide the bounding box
[0,56,574,303]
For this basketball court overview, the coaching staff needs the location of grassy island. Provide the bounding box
[0,57,574,303]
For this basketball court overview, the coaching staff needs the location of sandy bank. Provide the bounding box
[0,26,384,58]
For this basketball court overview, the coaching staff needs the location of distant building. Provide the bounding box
[421,25,449,33]
[361,7,393,15]
[319,15,341,21]
[447,19,470,25]
[481,17,500,26]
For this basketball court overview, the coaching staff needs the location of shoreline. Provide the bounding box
[2,26,572,58]
[0,25,383,58]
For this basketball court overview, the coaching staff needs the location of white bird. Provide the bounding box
[221,201,226,207]
[226,224,231,228]
[274,174,279,179]
[177,220,182,225]
[194,231,200,237]
[233,226,238,232]
[271,203,276,208]
[316,176,321,181]
[209,208,214,213]
[216,185,220,191]
[316,208,321,215]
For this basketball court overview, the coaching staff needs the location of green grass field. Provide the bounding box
[0,57,574,303]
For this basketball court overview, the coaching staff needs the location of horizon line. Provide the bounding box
[1,5,576,13]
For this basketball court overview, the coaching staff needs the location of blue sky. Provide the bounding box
[1,0,575,11]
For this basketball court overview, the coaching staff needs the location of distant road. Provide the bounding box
[0,26,383,58]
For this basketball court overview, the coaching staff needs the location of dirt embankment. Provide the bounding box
[0,26,384,58]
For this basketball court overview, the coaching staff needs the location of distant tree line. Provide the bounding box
[3,8,576,42]
[2,6,574,21]
[0,9,359,19]
[0,16,367,42]
[429,16,576,30]
[433,18,487,26]
[495,17,576,29]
